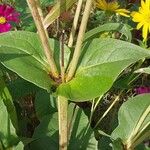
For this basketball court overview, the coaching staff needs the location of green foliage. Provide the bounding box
[35,90,57,120]
[0,1,150,149]
[27,104,97,150]
[0,84,19,150]
[0,76,18,133]
[111,94,150,149]
[84,23,132,42]
[57,38,150,101]
[0,31,70,91]
[68,105,97,150]
[40,0,54,7]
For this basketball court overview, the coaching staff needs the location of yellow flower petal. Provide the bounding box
[142,23,149,41]
[95,0,130,17]
[117,12,130,17]
[132,12,144,22]
[107,2,119,11]
[132,0,150,41]
[137,22,144,29]
[116,8,130,13]
[96,0,107,10]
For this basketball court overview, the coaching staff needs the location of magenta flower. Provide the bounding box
[0,4,20,33]
[135,87,150,95]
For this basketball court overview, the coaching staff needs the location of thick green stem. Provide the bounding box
[58,96,68,150]
[66,0,93,81]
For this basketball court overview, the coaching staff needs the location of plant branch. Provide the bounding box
[66,0,93,81]
[27,0,59,78]
[58,96,68,150]
[68,0,83,47]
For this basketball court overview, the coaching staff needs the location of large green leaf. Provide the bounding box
[0,31,70,91]
[84,23,132,42]
[28,104,97,150]
[43,0,76,28]
[68,107,98,150]
[111,94,150,149]
[57,38,150,101]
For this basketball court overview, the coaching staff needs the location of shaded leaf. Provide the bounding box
[35,90,57,121]
[0,91,19,148]
[0,76,19,133]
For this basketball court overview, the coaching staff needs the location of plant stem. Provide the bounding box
[60,30,65,82]
[68,0,83,47]
[58,96,68,150]
[35,0,44,21]
[66,0,93,81]
[94,91,123,129]
[27,0,59,78]
[89,95,103,125]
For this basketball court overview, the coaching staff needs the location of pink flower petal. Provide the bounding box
[0,4,20,25]
[4,5,14,16]
[0,23,11,33]
[0,4,6,15]
[6,12,20,23]
[135,86,150,95]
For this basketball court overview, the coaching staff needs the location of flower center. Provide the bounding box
[0,16,6,24]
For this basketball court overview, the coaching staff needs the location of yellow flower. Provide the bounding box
[131,0,150,41]
[95,0,130,17]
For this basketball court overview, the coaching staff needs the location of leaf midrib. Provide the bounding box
[76,59,137,75]
[0,45,48,71]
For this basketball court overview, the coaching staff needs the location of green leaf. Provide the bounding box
[40,0,54,7]
[68,107,98,150]
[35,90,57,121]
[111,94,150,149]
[8,78,40,101]
[0,76,19,133]
[28,113,59,150]
[15,141,24,150]
[0,93,19,149]
[28,104,97,150]
[43,0,76,28]
[0,31,70,91]
[84,23,132,42]
[135,143,150,150]
[112,138,124,150]
[57,38,150,101]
